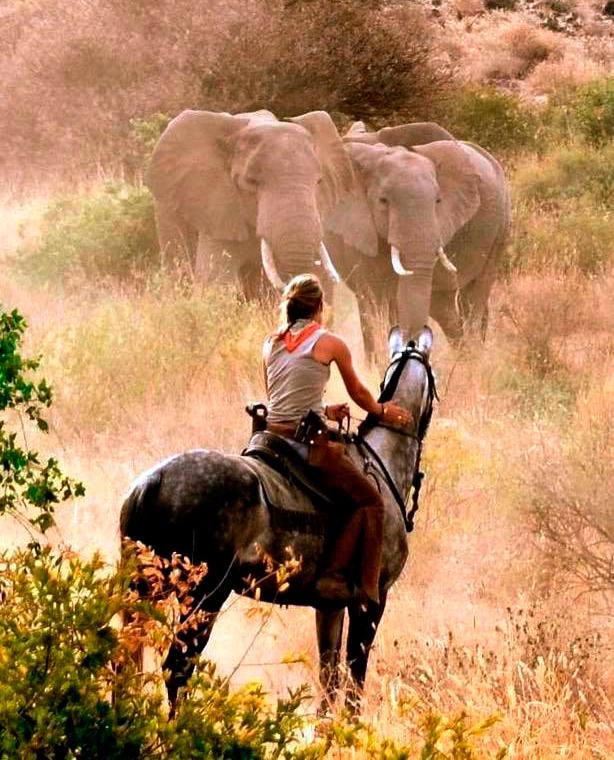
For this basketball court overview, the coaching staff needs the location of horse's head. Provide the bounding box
[388,325,432,364]
[382,326,436,435]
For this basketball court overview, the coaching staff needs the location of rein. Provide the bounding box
[354,343,437,533]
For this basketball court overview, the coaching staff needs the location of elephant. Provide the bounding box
[324,122,511,354]
[146,109,355,298]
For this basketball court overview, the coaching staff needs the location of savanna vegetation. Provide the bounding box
[1,0,614,756]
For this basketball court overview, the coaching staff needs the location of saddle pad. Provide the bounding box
[241,431,339,509]
[239,453,332,536]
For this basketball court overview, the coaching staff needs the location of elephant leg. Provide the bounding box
[344,592,387,714]
[162,575,233,715]
[195,234,227,284]
[154,201,195,272]
[458,270,497,342]
[315,607,346,715]
[354,279,395,363]
[430,290,464,348]
[238,259,276,302]
[355,292,379,362]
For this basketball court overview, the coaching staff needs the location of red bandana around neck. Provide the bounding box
[283,322,322,352]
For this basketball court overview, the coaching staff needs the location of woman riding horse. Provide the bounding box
[263,274,412,605]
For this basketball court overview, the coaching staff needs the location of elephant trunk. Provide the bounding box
[396,266,434,342]
[258,189,335,287]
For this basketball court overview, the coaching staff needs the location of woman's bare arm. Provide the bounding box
[313,333,412,425]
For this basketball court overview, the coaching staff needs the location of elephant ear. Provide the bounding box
[289,111,355,215]
[414,141,481,246]
[322,141,380,258]
[146,110,250,241]
[376,122,455,148]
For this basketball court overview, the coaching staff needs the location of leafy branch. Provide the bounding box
[0,307,84,532]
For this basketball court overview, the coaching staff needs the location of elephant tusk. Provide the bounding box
[454,288,461,318]
[437,246,457,274]
[260,239,286,290]
[391,246,413,276]
[319,241,341,284]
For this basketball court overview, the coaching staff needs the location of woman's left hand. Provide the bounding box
[325,403,350,423]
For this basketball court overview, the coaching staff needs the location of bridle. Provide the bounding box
[354,342,438,533]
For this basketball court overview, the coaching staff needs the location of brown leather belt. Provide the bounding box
[266,421,300,439]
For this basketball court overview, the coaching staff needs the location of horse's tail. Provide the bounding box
[117,472,163,677]
[119,470,162,545]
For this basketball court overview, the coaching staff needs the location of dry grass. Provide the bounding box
[438,10,600,89]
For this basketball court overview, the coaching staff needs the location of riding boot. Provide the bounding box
[315,508,365,602]
[359,504,384,606]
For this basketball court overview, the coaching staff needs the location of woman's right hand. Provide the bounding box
[325,403,350,423]
[380,402,413,428]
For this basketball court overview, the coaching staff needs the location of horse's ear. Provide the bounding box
[416,326,433,358]
[388,326,405,358]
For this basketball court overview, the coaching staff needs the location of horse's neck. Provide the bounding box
[361,360,429,497]
[360,426,418,498]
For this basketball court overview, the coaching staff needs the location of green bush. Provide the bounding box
[0,546,338,759]
[510,143,614,276]
[569,77,614,146]
[0,541,504,758]
[447,86,538,154]
[130,112,173,167]
[14,182,159,287]
[513,143,614,208]
[510,201,611,276]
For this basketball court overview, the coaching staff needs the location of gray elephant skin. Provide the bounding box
[325,122,512,353]
[147,109,354,297]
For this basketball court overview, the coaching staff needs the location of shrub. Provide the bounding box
[447,86,538,154]
[484,0,519,9]
[513,143,614,208]
[201,0,451,124]
[13,182,159,287]
[497,22,563,76]
[0,545,344,759]
[510,143,614,276]
[569,76,614,145]
[510,201,612,277]
[527,385,614,596]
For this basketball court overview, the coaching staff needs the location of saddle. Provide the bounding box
[241,404,360,536]
[241,430,338,511]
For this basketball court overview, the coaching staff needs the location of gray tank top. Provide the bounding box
[264,321,330,424]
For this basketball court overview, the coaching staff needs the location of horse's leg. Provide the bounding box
[315,607,346,715]
[344,592,387,714]
[163,575,233,715]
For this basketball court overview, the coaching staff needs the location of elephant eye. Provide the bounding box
[436,197,442,204]
[379,197,389,206]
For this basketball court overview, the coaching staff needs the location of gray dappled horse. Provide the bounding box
[119,327,436,713]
